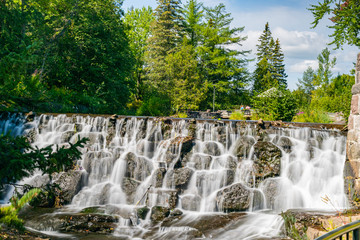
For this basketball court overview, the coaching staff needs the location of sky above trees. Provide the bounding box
[122,0,359,89]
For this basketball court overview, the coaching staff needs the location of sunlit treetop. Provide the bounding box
[309,0,360,49]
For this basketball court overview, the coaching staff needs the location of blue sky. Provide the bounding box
[122,0,359,90]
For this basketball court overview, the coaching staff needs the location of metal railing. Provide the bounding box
[315,220,360,240]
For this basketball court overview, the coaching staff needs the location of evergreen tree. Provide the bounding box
[166,42,207,111]
[256,22,273,61]
[145,0,182,93]
[198,3,249,110]
[253,23,287,94]
[272,39,287,89]
[180,0,203,47]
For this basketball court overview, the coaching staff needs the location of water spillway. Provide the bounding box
[0,113,349,239]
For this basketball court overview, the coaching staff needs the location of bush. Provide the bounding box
[292,109,331,123]
[229,111,247,120]
[252,88,297,122]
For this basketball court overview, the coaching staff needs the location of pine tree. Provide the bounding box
[272,39,287,89]
[253,23,288,94]
[180,0,203,47]
[256,22,273,61]
[198,3,249,109]
[145,0,182,93]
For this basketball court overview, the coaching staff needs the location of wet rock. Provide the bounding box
[152,168,167,188]
[60,213,118,233]
[148,189,178,209]
[60,130,75,143]
[150,206,171,222]
[122,177,141,203]
[273,136,293,153]
[259,178,281,209]
[233,136,255,159]
[169,209,183,217]
[169,136,195,159]
[52,170,82,205]
[253,141,282,180]
[24,128,37,143]
[137,206,150,220]
[193,154,213,170]
[203,142,222,156]
[166,167,194,190]
[124,152,137,179]
[216,183,251,212]
[226,155,238,170]
[124,153,152,181]
[181,195,201,211]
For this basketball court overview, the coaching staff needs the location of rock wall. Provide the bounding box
[345,53,360,206]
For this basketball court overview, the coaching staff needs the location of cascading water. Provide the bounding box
[0,113,349,239]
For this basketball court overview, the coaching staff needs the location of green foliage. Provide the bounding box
[198,3,250,110]
[166,42,207,111]
[313,48,337,86]
[136,94,172,117]
[292,109,332,123]
[0,0,134,114]
[252,88,297,122]
[310,74,354,120]
[253,23,287,94]
[309,0,360,48]
[0,188,41,231]
[281,211,309,240]
[0,134,88,190]
[229,112,247,120]
[124,7,155,101]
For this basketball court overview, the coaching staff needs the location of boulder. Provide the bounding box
[192,154,213,170]
[166,167,194,190]
[216,183,251,212]
[233,136,255,159]
[60,213,118,233]
[137,206,150,220]
[181,195,201,211]
[253,141,282,180]
[273,136,293,153]
[259,178,281,209]
[203,142,222,156]
[122,177,141,203]
[53,170,82,205]
[152,168,167,188]
[150,206,171,222]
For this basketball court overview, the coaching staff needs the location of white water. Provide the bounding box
[0,114,349,239]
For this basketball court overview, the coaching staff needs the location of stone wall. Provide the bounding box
[345,53,360,205]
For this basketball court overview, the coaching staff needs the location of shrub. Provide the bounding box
[292,109,331,123]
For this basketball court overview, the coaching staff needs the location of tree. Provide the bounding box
[253,23,287,94]
[180,0,203,47]
[198,3,249,110]
[252,87,297,121]
[145,0,182,93]
[0,134,88,190]
[294,66,316,108]
[309,0,360,48]
[272,39,287,89]
[124,7,155,101]
[256,22,273,61]
[313,48,337,86]
[43,0,134,113]
[166,42,207,111]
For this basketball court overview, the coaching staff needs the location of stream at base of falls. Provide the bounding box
[0,113,349,239]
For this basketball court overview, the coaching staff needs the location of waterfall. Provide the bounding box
[0,113,349,239]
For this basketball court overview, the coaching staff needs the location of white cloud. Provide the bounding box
[289,60,318,73]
